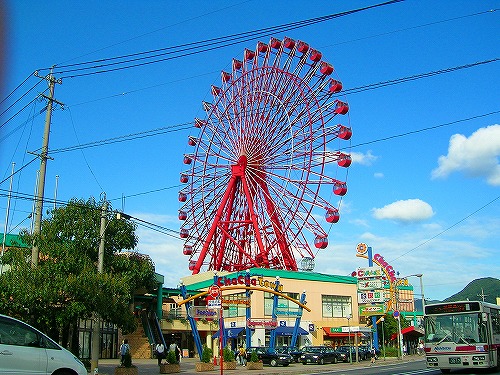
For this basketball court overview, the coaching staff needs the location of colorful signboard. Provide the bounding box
[359,304,385,316]
[188,306,219,320]
[354,266,383,279]
[357,291,385,304]
[247,318,278,329]
[357,279,383,290]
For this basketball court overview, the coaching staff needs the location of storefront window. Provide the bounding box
[322,295,352,318]
[264,292,300,316]
[223,292,247,317]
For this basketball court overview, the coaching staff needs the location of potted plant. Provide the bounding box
[115,352,138,375]
[222,346,237,370]
[246,350,263,370]
[160,351,181,374]
[195,345,215,372]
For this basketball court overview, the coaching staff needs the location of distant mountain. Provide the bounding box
[443,277,500,304]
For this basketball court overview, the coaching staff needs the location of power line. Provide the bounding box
[46,58,498,155]
[38,1,404,79]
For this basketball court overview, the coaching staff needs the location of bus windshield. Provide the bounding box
[425,313,487,345]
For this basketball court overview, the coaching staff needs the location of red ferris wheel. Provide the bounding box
[179,37,352,274]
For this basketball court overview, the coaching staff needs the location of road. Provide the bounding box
[94,355,500,375]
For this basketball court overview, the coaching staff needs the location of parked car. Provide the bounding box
[358,345,371,360]
[336,345,360,362]
[0,314,87,375]
[276,346,302,362]
[300,346,341,365]
[246,346,293,366]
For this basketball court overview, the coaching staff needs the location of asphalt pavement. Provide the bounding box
[94,354,425,375]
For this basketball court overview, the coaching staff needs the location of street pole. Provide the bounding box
[90,199,108,374]
[381,318,386,361]
[31,70,62,267]
[1,163,15,274]
[417,274,425,312]
[347,314,352,364]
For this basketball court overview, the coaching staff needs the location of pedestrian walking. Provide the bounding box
[119,339,130,366]
[370,346,376,366]
[155,342,165,365]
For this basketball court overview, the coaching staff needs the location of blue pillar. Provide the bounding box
[268,277,280,351]
[367,247,380,351]
[290,291,306,348]
[180,283,203,360]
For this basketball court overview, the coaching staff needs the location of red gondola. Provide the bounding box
[325,208,340,223]
[320,62,334,75]
[194,118,206,128]
[329,79,343,93]
[178,192,187,202]
[188,260,196,271]
[211,85,221,96]
[188,137,197,146]
[337,153,352,168]
[221,71,231,83]
[257,42,268,53]
[183,245,193,255]
[284,37,295,49]
[270,38,281,49]
[180,228,189,238]
[245,48,255,60]
[338,126,352,140]
[178,211,187,220]
[297,40,309,54]
[334,101,349,115]
[334,182,347,196]
[314,235,328,249]
[310,49,322,62]
[180,174,188,183]
[232,59,242,70]
[183,155,192,164]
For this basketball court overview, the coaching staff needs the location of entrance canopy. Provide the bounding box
[390,326,424,341]
[274,326,309,336]
[212,327,244,339]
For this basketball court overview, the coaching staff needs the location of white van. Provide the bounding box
[0,314,87,375]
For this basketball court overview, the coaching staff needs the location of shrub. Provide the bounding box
[167,350,178,364]
[223,346,235,362]
[201,345,213,363]
[250,350,259,363]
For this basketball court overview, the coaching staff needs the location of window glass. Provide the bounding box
[0,317,41,347]
[321,295,352,318]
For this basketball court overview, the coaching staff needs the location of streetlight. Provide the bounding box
[346,314,352,364]
[380,317,386,361]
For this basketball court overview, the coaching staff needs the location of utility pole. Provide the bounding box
[90,198,108,375]
[31,69,63,267]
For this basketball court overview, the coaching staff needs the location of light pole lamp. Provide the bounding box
[347,314,352,364]
[380,317,386,361]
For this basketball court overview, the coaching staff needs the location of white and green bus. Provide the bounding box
[424,301,500,373]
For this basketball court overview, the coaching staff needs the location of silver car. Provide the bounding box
[0,314,87,375]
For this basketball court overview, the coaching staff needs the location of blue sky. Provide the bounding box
[1,0,499,301]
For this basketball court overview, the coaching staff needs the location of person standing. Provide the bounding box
[370,346,376,366]
[155,342,165,365]
[119,339,130,366]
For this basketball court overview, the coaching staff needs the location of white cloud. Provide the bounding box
[372,199,434,223]
[374,172,384,178]
[431,124,500,186]
[350,150,377,166]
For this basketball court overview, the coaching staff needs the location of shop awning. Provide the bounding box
[274,326,309,336]
[390,326,424,341]
[212,327,244,339]
[322,327,366,338]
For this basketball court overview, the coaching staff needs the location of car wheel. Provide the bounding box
[270,359,278,367]
[283,363,289,367]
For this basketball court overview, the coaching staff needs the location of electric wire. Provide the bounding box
[38,1,404,79]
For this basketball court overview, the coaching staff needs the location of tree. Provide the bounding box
[0,197,157,352]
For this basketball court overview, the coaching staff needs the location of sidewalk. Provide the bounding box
[94,354,425,375]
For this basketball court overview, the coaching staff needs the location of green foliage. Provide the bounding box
[250,350,259,363]
[223,346,235,362]
[167,350,178,364]
[444,277,500,304]
[0,197,157,347]
[382,346,399,357]
[201,345,213,363]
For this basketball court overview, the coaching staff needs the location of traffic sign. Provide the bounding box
[208,285,221,299]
